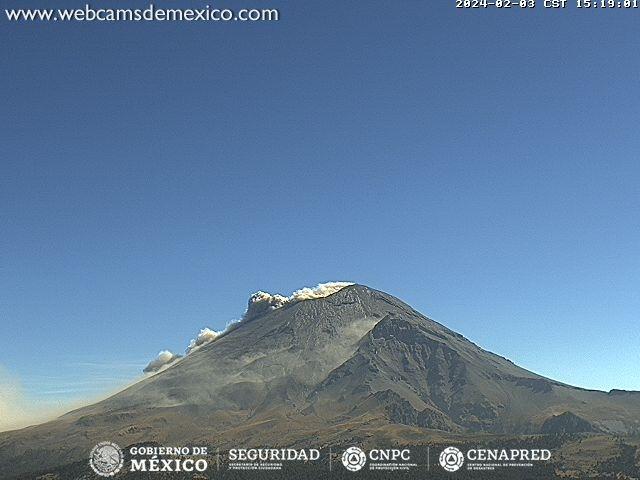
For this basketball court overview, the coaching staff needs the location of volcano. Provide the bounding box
[1,284,639,478]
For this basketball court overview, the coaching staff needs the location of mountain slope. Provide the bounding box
[1,284,639,478]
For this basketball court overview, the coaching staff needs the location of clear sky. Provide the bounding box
[1,0,639,413]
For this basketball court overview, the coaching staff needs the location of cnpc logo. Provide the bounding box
[341,446,411,472]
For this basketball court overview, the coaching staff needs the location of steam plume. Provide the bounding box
[143,350,182,373]
[244,282,353,320]
[142,282,354,372]
[289,282,354,302]
[186,328,222,354]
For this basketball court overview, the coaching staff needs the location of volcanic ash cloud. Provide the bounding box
[142,282,354,372]
[243,291,289,321]
[244,281,353,321]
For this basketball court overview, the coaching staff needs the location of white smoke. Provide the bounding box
[186,327,222,354]
[143,350,182,373]
[244,282,353,321]
[143,282,354,372]
[289,282,354,302]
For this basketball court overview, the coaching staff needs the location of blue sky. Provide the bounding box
[1,1,639,411]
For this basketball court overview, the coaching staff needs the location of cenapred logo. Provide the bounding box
[341,446,367,472]
[439,446,464,472]
[89,441,124,477]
